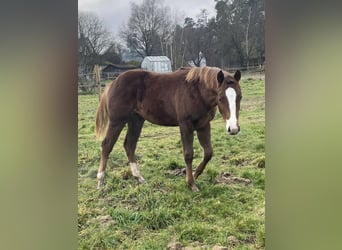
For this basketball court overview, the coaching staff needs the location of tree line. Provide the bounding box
[78,0,264,74]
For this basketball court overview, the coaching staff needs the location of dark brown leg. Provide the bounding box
[179,123,198,192]
[194,123,213,179]
[97,121,125,188]
[124,115,146,183]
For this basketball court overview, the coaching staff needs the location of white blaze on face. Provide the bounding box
[225,87,238,133]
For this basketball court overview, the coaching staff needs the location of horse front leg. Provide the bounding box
[194,123,213,179]
[180,124,199,192]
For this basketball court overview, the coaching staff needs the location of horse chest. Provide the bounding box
[191,108,216,129]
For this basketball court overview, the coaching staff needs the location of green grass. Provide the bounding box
[78,79,265,249]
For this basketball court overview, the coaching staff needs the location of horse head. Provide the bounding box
[216,70,242,135]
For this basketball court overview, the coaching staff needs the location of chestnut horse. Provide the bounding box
[95,67,242,191]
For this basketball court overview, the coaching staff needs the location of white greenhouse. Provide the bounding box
[141,56,172,73]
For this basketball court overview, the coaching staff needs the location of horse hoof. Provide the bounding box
[135,176,147,184]
[190,184,200,192]
[97,182,104,189]
[97,172,105,189]
[139,179,147,184]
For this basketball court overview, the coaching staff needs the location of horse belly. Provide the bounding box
[136,101,178,126]
[145,116,178,126]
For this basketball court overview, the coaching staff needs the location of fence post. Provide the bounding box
[94,65,101,101]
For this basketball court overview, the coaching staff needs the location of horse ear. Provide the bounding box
[234,70,241,81]
[217,70,224,85]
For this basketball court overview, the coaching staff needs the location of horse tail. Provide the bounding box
[95,82,112,140]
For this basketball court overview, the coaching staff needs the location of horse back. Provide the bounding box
[106,69,187,125]
[139,70,188,125]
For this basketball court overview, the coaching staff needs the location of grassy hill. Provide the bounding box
[78,78,265,249]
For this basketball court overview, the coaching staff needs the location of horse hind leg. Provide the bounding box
[194,123,213,179]
[124,115,146,183]
[97,121,125,188]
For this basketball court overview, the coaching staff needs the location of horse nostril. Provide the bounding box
[227,126,239,135]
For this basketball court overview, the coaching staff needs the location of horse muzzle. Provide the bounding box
[227,125,240,135]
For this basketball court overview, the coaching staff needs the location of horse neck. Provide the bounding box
[209,80,220,90]
[198,81,219,108]
[202,69,220,91]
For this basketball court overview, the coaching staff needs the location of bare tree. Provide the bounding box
[78,11,111,73]
[120,0,172,58]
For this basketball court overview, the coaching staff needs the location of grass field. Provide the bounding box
[78,78,265,249]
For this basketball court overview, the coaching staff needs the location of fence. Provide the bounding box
[78,72,118,94]
[224,65,265,80]
[78,65,265,94]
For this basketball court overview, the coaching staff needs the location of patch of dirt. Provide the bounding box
[256,207,265,216]
[212,245,229,250]
[167,241,183,250]
[229,156,250,167]
[166,170,251,186]
[90,215,116,228]
[251,156,265,168]
[257,159,265,168]
[166,168,187,176]
[221,155,229,161]
[227,235,239,246]
[122,169,133,180]
[215,172,251,185]
[242,235,256,244]
[167,241,229,250]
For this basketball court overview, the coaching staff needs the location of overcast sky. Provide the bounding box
[78,0,217,41]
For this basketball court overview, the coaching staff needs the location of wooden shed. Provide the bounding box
[101,63,139,78]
